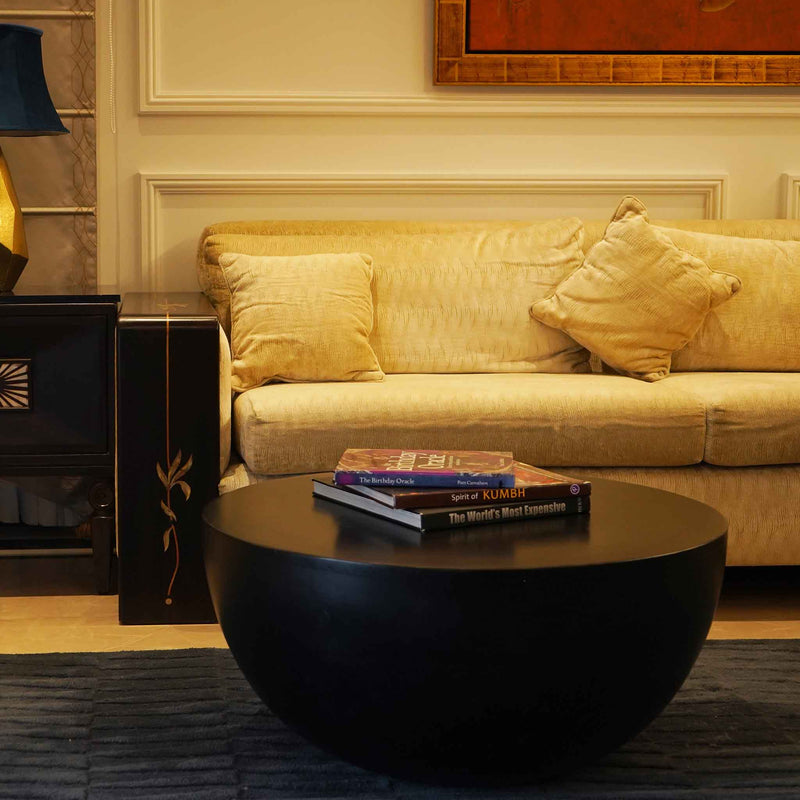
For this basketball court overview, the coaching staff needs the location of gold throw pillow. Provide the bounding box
[219,251,384,391]
[529,196,742,382]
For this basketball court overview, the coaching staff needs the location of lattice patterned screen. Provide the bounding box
[1,0,97,290]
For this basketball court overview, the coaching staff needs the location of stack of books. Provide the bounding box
[312,448,590,533]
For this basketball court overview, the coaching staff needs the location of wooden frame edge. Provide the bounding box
[434,0,800,87]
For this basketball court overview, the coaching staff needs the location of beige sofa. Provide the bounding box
[197,213,800,567]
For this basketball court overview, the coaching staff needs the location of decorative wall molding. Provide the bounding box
[138,0,800,118]
[782,174,800,219]
[140,91,800,119]
[139,172,727,290]
[58,109,95,118]
[0,10,94,19]
[22,207,96,216]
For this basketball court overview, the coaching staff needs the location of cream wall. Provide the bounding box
[96,0,800,292]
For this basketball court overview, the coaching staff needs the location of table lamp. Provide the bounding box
[0,23,68,292]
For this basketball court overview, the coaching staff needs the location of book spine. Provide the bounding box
[392,483,591,509]
[419,496,589,531]
[334,471,513,489]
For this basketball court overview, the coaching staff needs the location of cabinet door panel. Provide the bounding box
[0,315,109,455]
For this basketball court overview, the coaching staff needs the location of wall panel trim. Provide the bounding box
[22,207,95,216]
[138,0,800,118]
[783,174,800,219]
[139,172,727,290]
[0,10,94,19]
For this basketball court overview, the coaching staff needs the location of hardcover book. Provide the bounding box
[348,461,591,509]
[312,476,589,532]
[333,449,515,488]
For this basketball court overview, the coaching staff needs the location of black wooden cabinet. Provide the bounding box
[117,293,219,624]
[0,288,119,593]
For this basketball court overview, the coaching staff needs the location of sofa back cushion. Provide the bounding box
[199,219,589,375]
[584,218,800,372]
[657,228,800,371]
[582,218,800,252]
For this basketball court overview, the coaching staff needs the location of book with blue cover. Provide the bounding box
[333,448,515,488]
[348,461,591,508]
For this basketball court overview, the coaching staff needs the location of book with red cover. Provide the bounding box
[347,461,591,508]
[333,449,515,488]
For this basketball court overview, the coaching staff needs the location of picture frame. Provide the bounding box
[435,0,800,86]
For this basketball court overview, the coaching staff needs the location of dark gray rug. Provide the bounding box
[1,640,799,799]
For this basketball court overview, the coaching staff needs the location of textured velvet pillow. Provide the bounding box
[219,251,384,391]
[530,196,742,382]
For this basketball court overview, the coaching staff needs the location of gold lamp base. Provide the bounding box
[0,144,29,292]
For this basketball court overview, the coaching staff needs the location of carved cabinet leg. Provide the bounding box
[88,479,115,595]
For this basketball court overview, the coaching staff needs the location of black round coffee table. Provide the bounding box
[202,475,727,785]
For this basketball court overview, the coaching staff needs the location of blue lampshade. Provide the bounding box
[0,24,68,136]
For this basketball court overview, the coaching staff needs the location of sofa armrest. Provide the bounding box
[117,291,219,623]
[218,324,232,476]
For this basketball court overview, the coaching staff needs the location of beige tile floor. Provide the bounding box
[707,568,800,639]
[0,557,798,654]
[0,556,227,653]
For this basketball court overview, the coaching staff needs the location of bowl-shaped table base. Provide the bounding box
[203,476,726,785]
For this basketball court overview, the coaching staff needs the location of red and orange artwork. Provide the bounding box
[467,0,800,54]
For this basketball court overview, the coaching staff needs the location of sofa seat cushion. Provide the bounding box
[233,373,707,475]
[663,372,800,466]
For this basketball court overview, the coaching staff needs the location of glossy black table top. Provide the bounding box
[203,474,728,571]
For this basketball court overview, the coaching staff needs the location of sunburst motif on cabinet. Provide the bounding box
[0,359,30,410]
